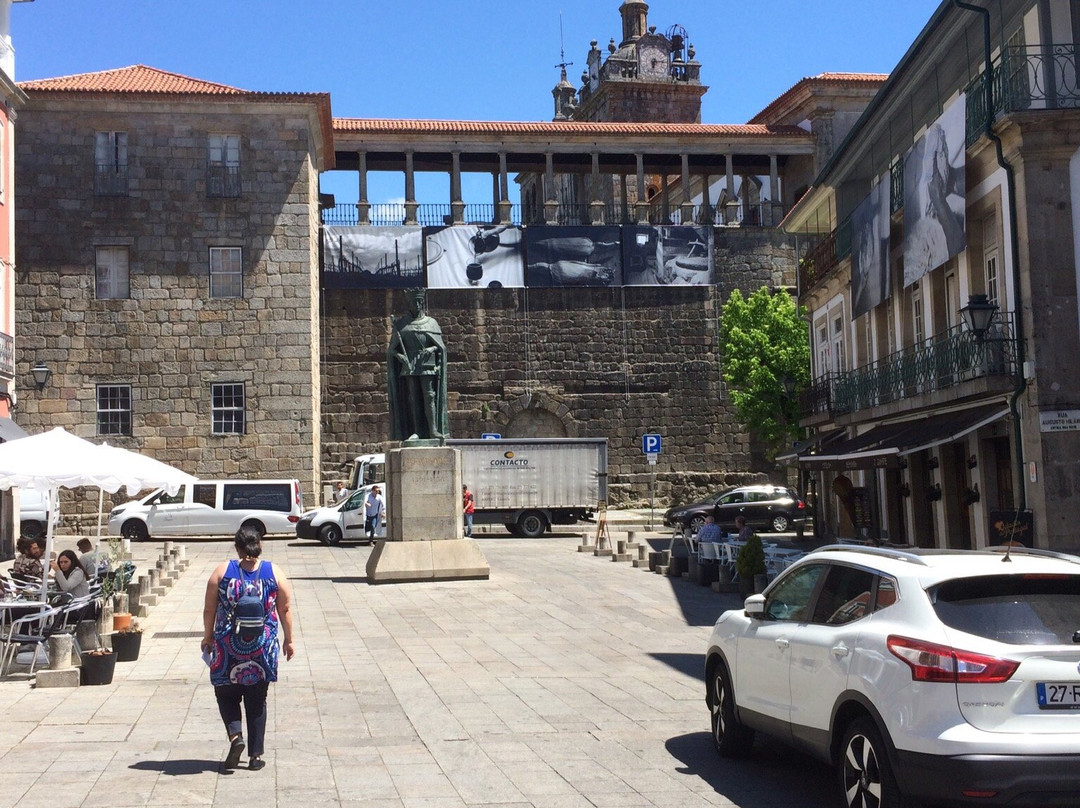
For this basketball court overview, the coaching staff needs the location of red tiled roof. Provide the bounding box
[333,118,813,138]
[748,72,889,126]
[19,65,336,170]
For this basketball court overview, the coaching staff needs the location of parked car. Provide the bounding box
[705,545,1080,807]
[664,484,806,534]
[17,488,55,539]
[108,479,303,541]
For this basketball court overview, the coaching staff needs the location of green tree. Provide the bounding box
[719,287,810,456]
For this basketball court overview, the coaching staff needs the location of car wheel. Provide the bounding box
[688,514,706,533]
[517,511,546,538]
[20,520,45,540]
[771,513,791,533]
[709,662,754,757]
[121,520,149,542]
[838,717,901,808]
[319,524,342,546]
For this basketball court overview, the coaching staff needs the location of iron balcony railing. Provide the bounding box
[798,215,851,293]
[94,163,128,197]
[321,200,786,228]
[804,313,1018,418]
[207,163,241,198]
[0,332,11,379]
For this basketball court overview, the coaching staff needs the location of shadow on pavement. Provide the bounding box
[649,652,704,682]
[129,758,223,776]
[666,731,834,807]
[288,576,368,584]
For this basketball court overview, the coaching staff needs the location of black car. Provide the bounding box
[663,484,807,534]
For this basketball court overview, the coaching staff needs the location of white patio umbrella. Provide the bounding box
[0,427,197,598]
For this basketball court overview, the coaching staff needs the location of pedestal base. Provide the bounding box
[366,538,490,584]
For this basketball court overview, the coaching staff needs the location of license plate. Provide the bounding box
[1036,682,1080,709]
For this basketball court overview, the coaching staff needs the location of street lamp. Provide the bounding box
[960,294,998,341]
[31,361,51,391]
[780,373,796,396]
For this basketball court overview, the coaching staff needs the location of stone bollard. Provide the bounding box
[148,567,165,599]
[577,533,595,553]
[163,540,174,556]
[612,539,633,562]
[36,635,80,688]
[176,544,189,570]
[633,544,650,568]
[127,580,144,618]
[165,552,180,582]
[625,530,640,551]
[75,619,100,655]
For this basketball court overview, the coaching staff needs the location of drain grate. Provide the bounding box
[152,631,205,639]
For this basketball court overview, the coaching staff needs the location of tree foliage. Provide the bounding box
[719,287,810,454]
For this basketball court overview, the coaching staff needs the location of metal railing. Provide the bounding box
[94,164,128,197]
[798,215,851,293]
[805,313,1017,417]
[321,200,786,228]
[207,163,241,198]
[0,332,12,379]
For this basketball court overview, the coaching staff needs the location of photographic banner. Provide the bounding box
[424,225,525,289]
[622,226,714,286]
[903,94,967,287]
[851,180,891,319]
[524,226,622,287]
[323,226,424,289]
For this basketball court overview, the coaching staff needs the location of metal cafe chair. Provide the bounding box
[0,604,62,677]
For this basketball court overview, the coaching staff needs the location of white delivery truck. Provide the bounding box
[341,438,608,538]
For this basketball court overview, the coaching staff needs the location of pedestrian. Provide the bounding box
[201,525,295,772]
[735,515,753,543]
[462,484,475,537]
[364,485,384,541]
[334,481,349,503]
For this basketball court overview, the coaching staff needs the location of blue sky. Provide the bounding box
[13,0,943,204]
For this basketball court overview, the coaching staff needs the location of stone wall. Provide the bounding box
[14,98,322,523]
[320,227,799,507]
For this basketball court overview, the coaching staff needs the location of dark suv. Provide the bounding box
[663,484,807,534]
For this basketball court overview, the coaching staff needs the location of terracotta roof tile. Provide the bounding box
[333,118,812,138]
[19,64,248,95]
[748,72,889,125]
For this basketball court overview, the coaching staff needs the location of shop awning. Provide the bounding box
[0,417,28,443]
[800,404,1009,471]
[776,428,846,464]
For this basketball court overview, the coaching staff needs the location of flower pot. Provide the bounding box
[112,631,142,662]
[80,650,117,685]
[112,612,132,632]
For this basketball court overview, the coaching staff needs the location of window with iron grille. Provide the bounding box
[95,131,128,196]
[209,246,242,298]
[97,385,132,436]
[211,383,245,435]
[207,134,241,197]
[96,246,130,299]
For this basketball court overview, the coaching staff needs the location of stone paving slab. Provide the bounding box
[0,533,835,807]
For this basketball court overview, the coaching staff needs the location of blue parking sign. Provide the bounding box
[642,434,661,454]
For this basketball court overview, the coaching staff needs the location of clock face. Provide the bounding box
[639,45,669,78]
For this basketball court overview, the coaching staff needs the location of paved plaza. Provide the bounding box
[0,533,834,808]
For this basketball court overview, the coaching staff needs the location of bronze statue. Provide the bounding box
[387,289,449,443]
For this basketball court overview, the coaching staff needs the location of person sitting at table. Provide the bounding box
[735,515,754,543]
[11,537,46,584]
[76,538,109,580]
[52,550,90,599]
[696,515,724,543]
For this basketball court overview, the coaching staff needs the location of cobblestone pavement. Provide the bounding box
[0,533,835,808]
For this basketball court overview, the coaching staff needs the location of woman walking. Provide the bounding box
[201,526,295,771]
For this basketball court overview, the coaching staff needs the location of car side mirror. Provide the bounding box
[744,594,766,618]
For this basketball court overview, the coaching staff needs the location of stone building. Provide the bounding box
[785,0,1080,552]
[13,65,332,518]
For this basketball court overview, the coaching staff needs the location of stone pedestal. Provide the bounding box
[37,636,80,687]
[366,446,490,584]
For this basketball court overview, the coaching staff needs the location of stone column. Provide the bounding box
[725,154,736,225]
[589,152,605,224]
[701,173,713,224]
[660,173,671,224]
[543,151,558,224]
[403,151,418,225]
[356,151,370,225]
[769,154,780,226]
[635,153,649,224]
[450,151,465,225]
[620,174,630,224]
[497,152,512,224]
[680,155,695,224]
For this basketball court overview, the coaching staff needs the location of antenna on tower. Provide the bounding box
[555,11,573,76]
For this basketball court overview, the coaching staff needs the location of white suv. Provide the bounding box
[705,545,1080,807]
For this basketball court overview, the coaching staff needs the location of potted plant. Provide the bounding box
[80,646,117,685]
[112,619,143,662]
[735,533,767,597]
[100,537,131,631]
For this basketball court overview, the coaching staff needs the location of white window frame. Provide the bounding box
[983,214,1000,307]
[95,246,130,299]
[211,382,245,435]
[913,288,925,346]
[96,384,132,436]
[209,246,242,298]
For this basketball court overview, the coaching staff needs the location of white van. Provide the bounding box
[107,479,303,541]
[295,484,386,546]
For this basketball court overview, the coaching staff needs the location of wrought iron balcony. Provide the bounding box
[94,163,128,197]
[803,313,1017,418]
[0,332,11,379]
[207,163,241,198]
[798,215,851,293]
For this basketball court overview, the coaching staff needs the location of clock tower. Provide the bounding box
[554,1,706,124]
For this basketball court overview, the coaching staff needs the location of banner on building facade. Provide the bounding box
[323,226,425,289]
[902,94,967,287]
[851,179,891,319]
[423,225,525,289]
[524,226,622,287]
[622,226,714,286]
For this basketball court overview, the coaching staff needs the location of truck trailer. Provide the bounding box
[346,438,607,538]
